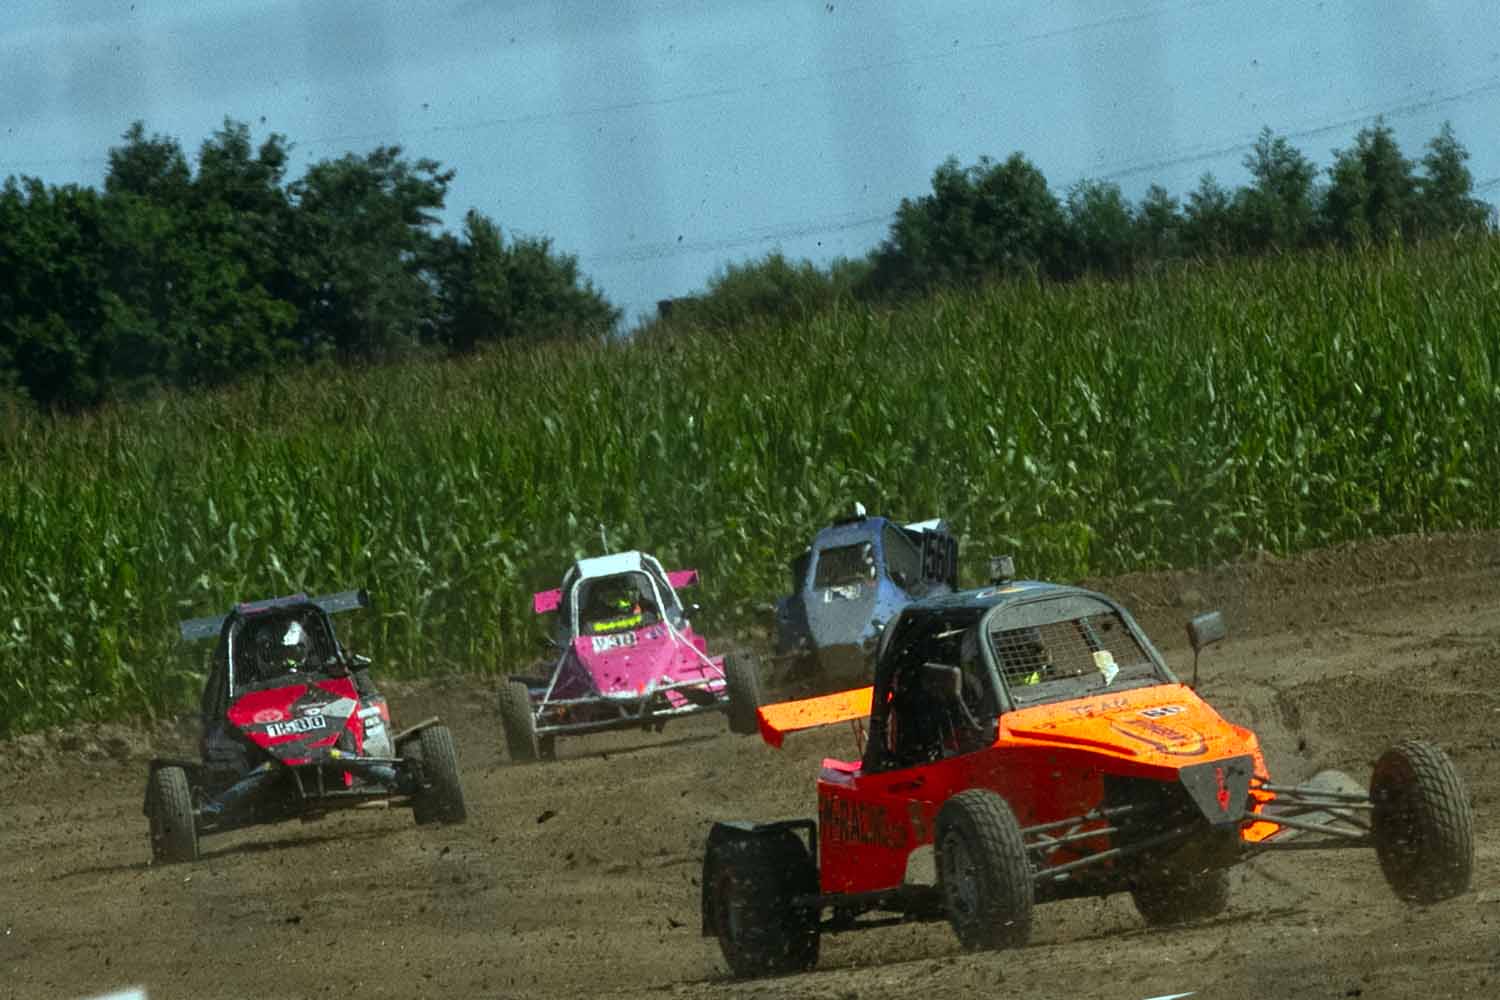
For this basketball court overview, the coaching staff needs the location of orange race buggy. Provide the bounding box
[700,567,1474,978]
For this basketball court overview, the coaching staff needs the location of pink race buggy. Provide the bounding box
[497,551,763,761]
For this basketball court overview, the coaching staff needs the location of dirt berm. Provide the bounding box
[2,532,1498,999]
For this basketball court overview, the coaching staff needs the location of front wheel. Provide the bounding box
[935,789,1033,951]
[1130,866,1231,926]
[722,652,763,736]
[148,766,199,864]
[498,680,544,763]
[706,831,820,978]
[410,725,467,826]
[1371,739,1473,903]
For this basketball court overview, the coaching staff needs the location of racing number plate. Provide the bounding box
[265,715,328,738]
[591,632,638,653]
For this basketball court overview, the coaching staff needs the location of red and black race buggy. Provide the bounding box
[143,589,467,864]
[701,566,1474,977]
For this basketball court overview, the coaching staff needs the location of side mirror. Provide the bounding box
[1187,611,1226,652]
[351,653,372,668]
[891,570,911,590]
[1186,611,1226,688]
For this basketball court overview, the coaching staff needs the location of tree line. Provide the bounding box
[1,120,619,411]
[651,121,1496,333]
[3,118,1493,410]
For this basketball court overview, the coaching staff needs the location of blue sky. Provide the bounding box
[4,1,1498,320]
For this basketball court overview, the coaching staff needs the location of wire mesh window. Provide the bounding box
[989,611,1154,691]
[813,543,874,589]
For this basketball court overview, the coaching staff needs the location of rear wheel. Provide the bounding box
[148,766,199,865]
[1130,866,1231,925]
[410,725,467,826]
[499,680,542,763]
[936,789,1033,951]
[1371,739,1473,903]
[706,831,820,978]
[722,652,763,736]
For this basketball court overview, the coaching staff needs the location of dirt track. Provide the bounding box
[3,533,1499,1000]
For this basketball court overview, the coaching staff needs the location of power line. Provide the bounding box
[581,211,890,266]
[1091,73,1500,187]
[0,0,1221,172]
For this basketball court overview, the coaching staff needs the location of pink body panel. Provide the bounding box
[572,625,721,705]
[665,569,699,590]
[533,588,563,614]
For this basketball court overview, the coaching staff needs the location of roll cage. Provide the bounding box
[551,552,686,642]
[861,586,1178,772]
[183,590,371,724]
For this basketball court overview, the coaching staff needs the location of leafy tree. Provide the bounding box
[1063,179,1136,278]
[867,153,1067,297]
[1322,120,1418,245]
[1415,121,1495,237]
[0,178,113,409]
[1237,128,1319,252]
[432,210,618,350]
[104,122,192,202]
[1134,184,1184,262]
[651,251,856,333]
[1181,173,1239,259]
[287,147,454,359]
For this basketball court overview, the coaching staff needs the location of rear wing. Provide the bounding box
[757,686,873,749]
[532,568,699,615]
[178,588,372,642]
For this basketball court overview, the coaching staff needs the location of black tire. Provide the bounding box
[498,679,541,763]
[706,831,820,978]
[935,789,1034,951]
[148,766,199,865]
[410,725,467,826]
[1370,739,1473,903]
[722,652,763,736]
[1130,866,1231,926]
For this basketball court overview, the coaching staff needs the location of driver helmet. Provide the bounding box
[602,578,639,612]
[278,620,312,672]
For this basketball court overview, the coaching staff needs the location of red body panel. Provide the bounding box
[814,683,1269,895]
[226,677,364,762]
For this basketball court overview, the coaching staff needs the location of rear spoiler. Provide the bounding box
[757,686,873,749]
[178,588,372,642]
[532,568,700,615]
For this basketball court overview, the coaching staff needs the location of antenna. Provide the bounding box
[598,522,609,553]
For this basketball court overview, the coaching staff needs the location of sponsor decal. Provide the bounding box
[265,715,328,738]
[1068,696,1130,717]
[820,796,907,850]
[1215,766,1230,812]
[591,631,638,653]
[251,708,286,725]
[1139,704,1185,719]
[1110,717,1208,756]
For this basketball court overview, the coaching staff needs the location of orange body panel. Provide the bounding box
[782,682,1278,896]
[757,686,873,748]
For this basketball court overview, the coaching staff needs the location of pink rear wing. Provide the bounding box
[666,569,699,590]
[532,588,562,615]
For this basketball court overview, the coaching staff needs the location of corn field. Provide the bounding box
[3,237,1498,735]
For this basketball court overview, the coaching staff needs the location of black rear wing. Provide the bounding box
[178,588,372,642]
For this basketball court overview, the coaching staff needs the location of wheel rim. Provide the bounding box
[941,829,980,920]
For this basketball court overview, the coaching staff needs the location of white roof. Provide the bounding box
[572,550,649,581]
